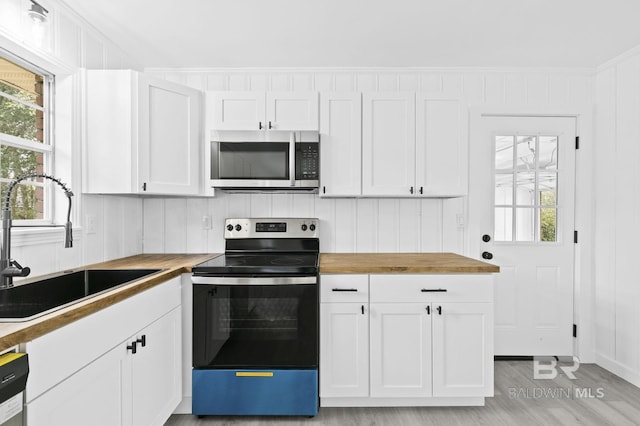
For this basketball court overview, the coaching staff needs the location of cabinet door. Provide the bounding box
[415,95,467,196]
[266,92,318,131]
[319,93,362,196]
[370,303,432,397]
[130,307,182,426]
[362,92,416,196]
[432,303,493,397]
[26,343,128,426]
[209,91,266,130]
[138,75,201,195]
[320,303,369,398]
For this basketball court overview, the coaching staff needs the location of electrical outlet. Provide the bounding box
[86,215,96,234]
[202,215,211,230]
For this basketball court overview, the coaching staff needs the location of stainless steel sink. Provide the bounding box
[0,269,163,322]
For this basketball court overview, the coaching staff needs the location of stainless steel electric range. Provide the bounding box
[191,218,319,417]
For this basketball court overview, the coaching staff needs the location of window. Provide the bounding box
[0,52,52,222]
[494,134,558,242]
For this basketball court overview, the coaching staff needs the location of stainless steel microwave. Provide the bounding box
[210,131,319,191]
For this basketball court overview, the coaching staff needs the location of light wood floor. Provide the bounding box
[166,361,640,425]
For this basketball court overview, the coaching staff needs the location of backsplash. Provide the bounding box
[142,192,465,254]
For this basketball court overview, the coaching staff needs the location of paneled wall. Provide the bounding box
[0,0,142,276]
[594,46,640,387]
[144,68,593,255]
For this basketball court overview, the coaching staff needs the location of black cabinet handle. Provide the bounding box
[268,121,273,129]
[137,335,146,347]
[142,182,147,191]
[259,121,263,130]
[421,289,447,292]
[361,305,365,315]
[419,187,423,194]
[332,288,358,292]
[426,306,431,315]
[437,306,442,315]
[410,186,414,194]
[127,341,137,354]
[482,251,493,260]
[323,186,326,194]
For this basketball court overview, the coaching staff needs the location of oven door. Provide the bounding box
[192,277,318,369]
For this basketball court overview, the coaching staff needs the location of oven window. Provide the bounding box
[193,284,318,369]
[219,142,289,179]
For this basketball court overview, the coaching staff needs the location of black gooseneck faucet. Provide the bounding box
[1,174,73,288]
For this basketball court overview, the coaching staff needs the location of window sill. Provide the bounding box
[3,227,80,248]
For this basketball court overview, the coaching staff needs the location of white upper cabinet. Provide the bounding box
[362,92,416,197]
[415,95,467,197]
[208,91,318,131]
[84,70,202,195]
[320,92,362,197]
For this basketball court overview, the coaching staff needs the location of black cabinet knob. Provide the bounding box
[482,234,491,242]
[226,224,234,231]
[482,251,493,260]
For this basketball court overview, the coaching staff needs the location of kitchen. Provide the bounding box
[0,0,639,425]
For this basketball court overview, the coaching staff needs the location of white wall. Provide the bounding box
[594,46,640,387]
[0,0,143,276]
[144,68,594,255]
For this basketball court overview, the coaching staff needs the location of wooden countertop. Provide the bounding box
[320,253,499,274]
[0,253,219,353]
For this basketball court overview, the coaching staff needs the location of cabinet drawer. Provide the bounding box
[320,275,369,303]
[370,274,493,303]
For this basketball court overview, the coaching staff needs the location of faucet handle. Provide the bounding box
[8,260,30,277]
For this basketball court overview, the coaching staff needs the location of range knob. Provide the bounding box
[301,224,308,231]
[226,224,234,232]
[309,224,316,232]
[235,224,242,231]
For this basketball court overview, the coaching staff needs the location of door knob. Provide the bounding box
[482,234,491,242]
[482,251,493,260]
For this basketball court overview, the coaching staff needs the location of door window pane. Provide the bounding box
[515,208,535,242]
[494,134,561,243]
[516,172,535,206]
[495,136,514,170]
[494,207,513,242]
[538,136,558,169]
[516,136,535,170]
[495,174,513,205]
[540,208,557,242]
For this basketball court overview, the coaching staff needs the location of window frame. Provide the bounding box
[0,49,54,226]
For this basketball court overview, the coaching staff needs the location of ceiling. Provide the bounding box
[61,0,640,69]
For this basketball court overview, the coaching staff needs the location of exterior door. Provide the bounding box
[469,115,576,356]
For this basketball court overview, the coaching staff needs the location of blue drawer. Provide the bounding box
[192,369,318,416]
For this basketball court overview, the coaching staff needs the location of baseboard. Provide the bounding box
[320,397,485,407]
[595,354,640,388]
[173,397,192,415]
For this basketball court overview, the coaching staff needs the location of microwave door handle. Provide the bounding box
[289,132,296,187]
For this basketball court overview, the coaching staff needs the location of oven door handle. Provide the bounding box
[192,276,317,285]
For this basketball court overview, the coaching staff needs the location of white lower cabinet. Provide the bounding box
[320,274,494,407]
[25,278,182,426]
[370,303,432,398]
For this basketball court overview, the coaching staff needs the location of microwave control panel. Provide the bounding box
[296,143,320,180]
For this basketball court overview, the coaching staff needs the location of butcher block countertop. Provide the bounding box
[0,253,219,353]
[320,253,499,274]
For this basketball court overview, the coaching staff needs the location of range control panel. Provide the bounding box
[224,218,319,239]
